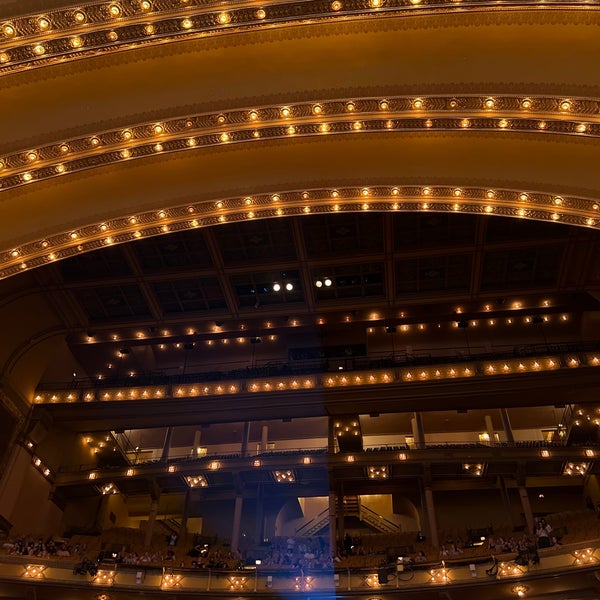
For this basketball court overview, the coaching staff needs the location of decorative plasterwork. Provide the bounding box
[1,0,598,77]
[1,93,599,194]
[0,181,597,280]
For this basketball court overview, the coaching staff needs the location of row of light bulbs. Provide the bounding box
[78,298,560,348]
[1,94,594,175]
[67,446,597,490]
[2,184,598,281]
[1,0,593,75]
[75,296,559,347]
[1,107,598,194]
[33,350,597,404]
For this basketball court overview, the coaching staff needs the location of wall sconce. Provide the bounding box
[161,572,183,588]
[573,548,598,565]
[93,570,115,586]
[430,565,450,584]
[498,561,526,577]
[228,576,247,590]
[23,565,45,578]
[512,584,529,597]
[294,576,313,590]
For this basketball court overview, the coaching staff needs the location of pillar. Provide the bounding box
[484,414,495,446]
[161,427,174,462]
[255,483,264,545]
[144,499,159,547]
[498,476,515,528]
[192,430,202,457]
[424,487,439,548]
[231,495,244,555]
[261,425,269,452]
[411,412,425,449]
[328,417,336,453]
[179,489,191,541]
[328,490,337,557]
[336,481,345,553]
[500,408,515,445]
[241,422,251,458]
[519,486,535,534]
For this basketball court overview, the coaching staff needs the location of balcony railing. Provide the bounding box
[1,541,599,595]
[31,341,600,405]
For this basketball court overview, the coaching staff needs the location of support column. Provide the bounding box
[328,490,337,557]
[161,427,174,462]
[500,408,515,445]
[424,487,439,548]
[498,476,515,528]
[411,412,425,449]
[241,422,251,458]
[519,486,535,534]
[255,483,264,545]
[261,425,269,452]
[144,499,159,547]
[336,481,345,554]
[484,414,495,446]
[328,417,336,454]
[179,489,191,542]
[192,430,202,457]
[231,495,243,556]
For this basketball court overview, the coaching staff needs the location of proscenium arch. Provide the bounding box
[1,4,600,273]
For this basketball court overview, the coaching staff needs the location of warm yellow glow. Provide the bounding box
[2,23,16,37]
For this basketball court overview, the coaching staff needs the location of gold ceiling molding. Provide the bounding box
[0,94,598,193]
[0,0,598,77]
[0,184,598,281]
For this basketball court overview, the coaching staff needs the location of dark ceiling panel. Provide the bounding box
[58,246,133,282]
[481,245,562,291]
[395,254,471,295]
[485,216,570,243]
[213,219,297,266]
[152,278,227,313]
[393,213,477,250]
[303,213,384,259]
[132,230,214,273]
[75,284,152,321]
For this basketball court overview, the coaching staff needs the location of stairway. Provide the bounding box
[294,497,401,536]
